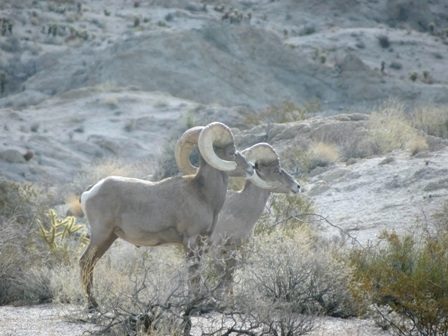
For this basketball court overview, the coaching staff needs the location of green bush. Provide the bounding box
[350,231,448,335]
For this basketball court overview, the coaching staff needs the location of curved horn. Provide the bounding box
[198,122,237,172]
[242,143,279,189]
[242,142,279,163]
[175,126,204,175]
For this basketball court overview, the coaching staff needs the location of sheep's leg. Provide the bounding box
[79,233,117,310]
[215,247,237,300]
[223,251,237,297]
[186,235,207,301]
[186,245,202,300]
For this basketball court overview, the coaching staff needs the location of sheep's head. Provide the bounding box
[243,143,300,194]
[175,122,253,176]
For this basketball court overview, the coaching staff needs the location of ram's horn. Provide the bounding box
[242,143,279,189]
[175,126,203,175]
[198,122,237,172]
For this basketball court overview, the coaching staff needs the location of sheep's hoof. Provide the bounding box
[87,300,99,313]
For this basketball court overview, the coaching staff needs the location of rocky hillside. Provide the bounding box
[1,0,448,240]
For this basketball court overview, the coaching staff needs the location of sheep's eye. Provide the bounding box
[254,162,259,169]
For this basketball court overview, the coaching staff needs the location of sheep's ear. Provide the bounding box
[198,122,237,172]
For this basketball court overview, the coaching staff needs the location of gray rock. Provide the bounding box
[0,149,25,163]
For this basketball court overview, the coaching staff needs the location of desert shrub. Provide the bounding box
[409,72,418,82]
[0,179,91,305]
[245,194,357,320]
[412,105,448,139]
[255,194,314,235]
[0,180,50,304]
[282,142,340,175]
[0,179,47,224]
[237,225,356,321]
[350,231,448,335]
[245,100,319,126]
[87,247,224,336]
[377,35,390,48]
[368,101,428,155]
[281,146,311,176]
[307,142,340,169]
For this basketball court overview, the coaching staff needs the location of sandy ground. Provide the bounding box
[0,304,391,336]
[0,304,97,336]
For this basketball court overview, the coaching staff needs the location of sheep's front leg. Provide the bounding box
[185,234,209,301]
[214,245,237,301]
[186,247,201,300]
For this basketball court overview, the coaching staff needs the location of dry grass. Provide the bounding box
[282,142,340,175]
[308,142,340,167]
[69,158,149,197]
[238,224,357,319]
[368,100,428,155]
[411,105,448,139]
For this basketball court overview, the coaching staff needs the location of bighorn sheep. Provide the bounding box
[177,142,300,296]
[79,122,253,310]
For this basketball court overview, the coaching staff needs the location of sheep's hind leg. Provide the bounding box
[79,233,117,311]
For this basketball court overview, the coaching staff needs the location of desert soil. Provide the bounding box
[1,0,448,334]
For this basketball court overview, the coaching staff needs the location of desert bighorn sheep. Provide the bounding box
[177,141,300,296]
[79,122,253,310]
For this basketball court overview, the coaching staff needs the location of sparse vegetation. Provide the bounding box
[282,141,340,175]
[1,0,448,333]
[350,230,448,336]
[39,209,89,262]
[0,17,13,36]
[368,100,428,155]
[422,70,433,84]
[308,142,340,169]
[0,180,49,304]
[377,34,390,48]
[245,101,319,126]
[389,61,402,70]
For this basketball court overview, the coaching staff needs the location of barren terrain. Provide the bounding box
[1,0,448,335]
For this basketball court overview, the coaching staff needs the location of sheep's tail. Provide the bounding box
[66,194,84,217]
[66,184,93,218]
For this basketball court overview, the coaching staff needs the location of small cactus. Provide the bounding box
[39,209,89,259]
[0,18,13,36]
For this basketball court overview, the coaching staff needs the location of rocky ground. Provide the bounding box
[1,0,448,335]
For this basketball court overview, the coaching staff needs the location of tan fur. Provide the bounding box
[78,123,253,310]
